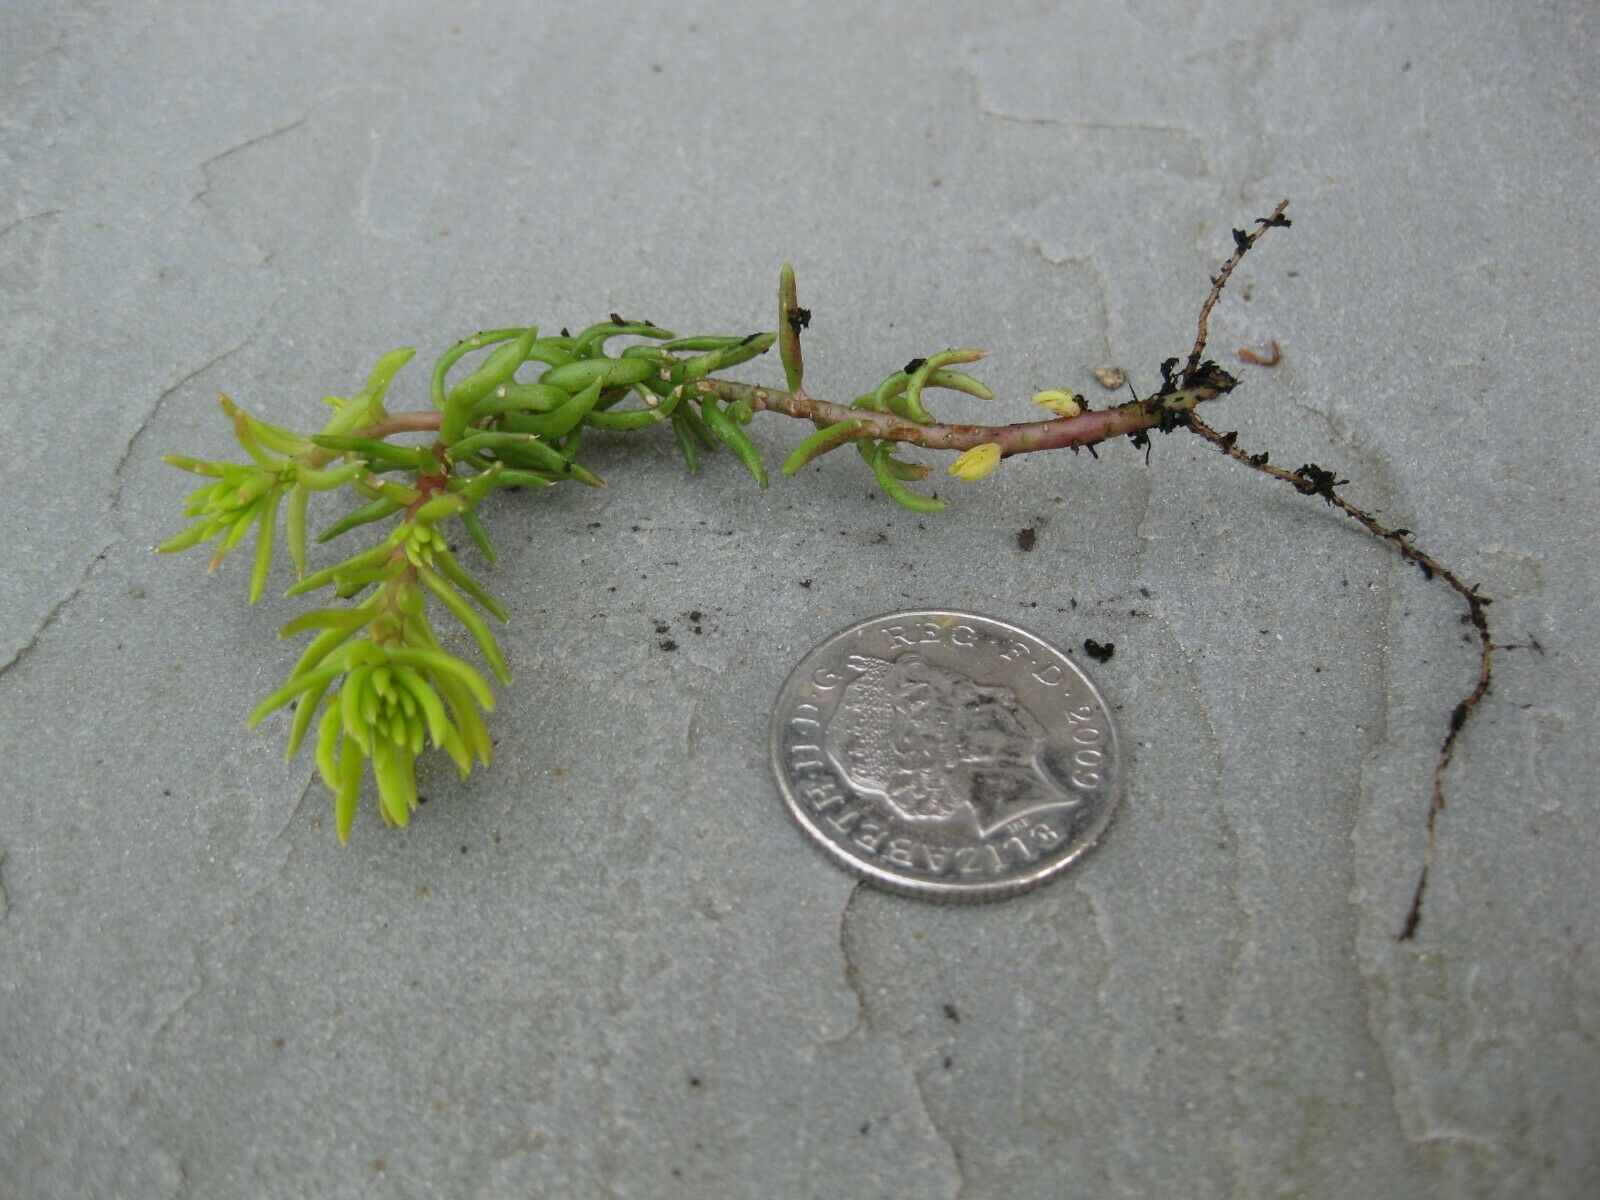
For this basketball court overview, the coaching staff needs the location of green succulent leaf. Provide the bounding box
[778,263,805,393]
[418,567,510,683]
[675,332,776,383]
[318,496,405,544]
[432,547,508,621]
[247,489,283,604]
[492,436,603,487]
[362,347,416,407]
[310,435,421,469]
[570,317,673,359]
[670,410,701,473]
[430,328,524,410]
[902,349,986,424]
[781,419,868,476]
[469,382,571,420]
[700,400,767,488]
[498,378,604,438]
[537,355,655,393]
[285,482,309,578]
[870,443,947,513]
[445,327,538,410]
[459,509,498,564]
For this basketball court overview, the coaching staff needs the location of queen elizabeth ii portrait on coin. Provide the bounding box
[823,653,1081,839]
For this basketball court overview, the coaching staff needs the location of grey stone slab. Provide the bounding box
[1,2,1596,1197]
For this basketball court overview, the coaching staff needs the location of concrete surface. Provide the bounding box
[1,2,1596,1197]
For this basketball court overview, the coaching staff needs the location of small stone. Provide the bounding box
[1093,365,1127,390]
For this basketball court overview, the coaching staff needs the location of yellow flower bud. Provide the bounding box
[1032,389,1083,418]
[948,443,1002,482]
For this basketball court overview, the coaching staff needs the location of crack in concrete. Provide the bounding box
[108,330,260,496]
[960,51,1197,139]
[1074,881,1118,1023]
[960,60,1211,180]
[819,878,966,1194]
[825,885,967,1196]
[0,207,62,245]
[273,771,318,843]
[981,108,1200,140]
[1329,416,1472,1166]
[190,116,309,207]
[1220,382,1463,1182]
[824,881,868,1045]
[236,841,296,909]
[1207,386,1434,1184]
[910,1065,967,1200]
[149,941,205,1046]
[0,325,274,681]
[1015,239,1122,388]
[4,318,265,675]
[1349,508,1420,1154]
[0,540,111,679]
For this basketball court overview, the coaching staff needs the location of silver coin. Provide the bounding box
[769,610,1123,901]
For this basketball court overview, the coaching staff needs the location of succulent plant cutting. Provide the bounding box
[159,201,1491,939]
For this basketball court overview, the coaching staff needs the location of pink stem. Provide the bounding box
[703,374,1234,457]
[365,411,443,437]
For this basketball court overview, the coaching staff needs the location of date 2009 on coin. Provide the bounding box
[769,611,1122,901]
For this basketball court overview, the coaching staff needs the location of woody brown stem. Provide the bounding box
[1185,199,1291,384]
[702,373,1236,457]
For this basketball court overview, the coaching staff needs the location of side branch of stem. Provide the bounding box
[1187,415,1493,941]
